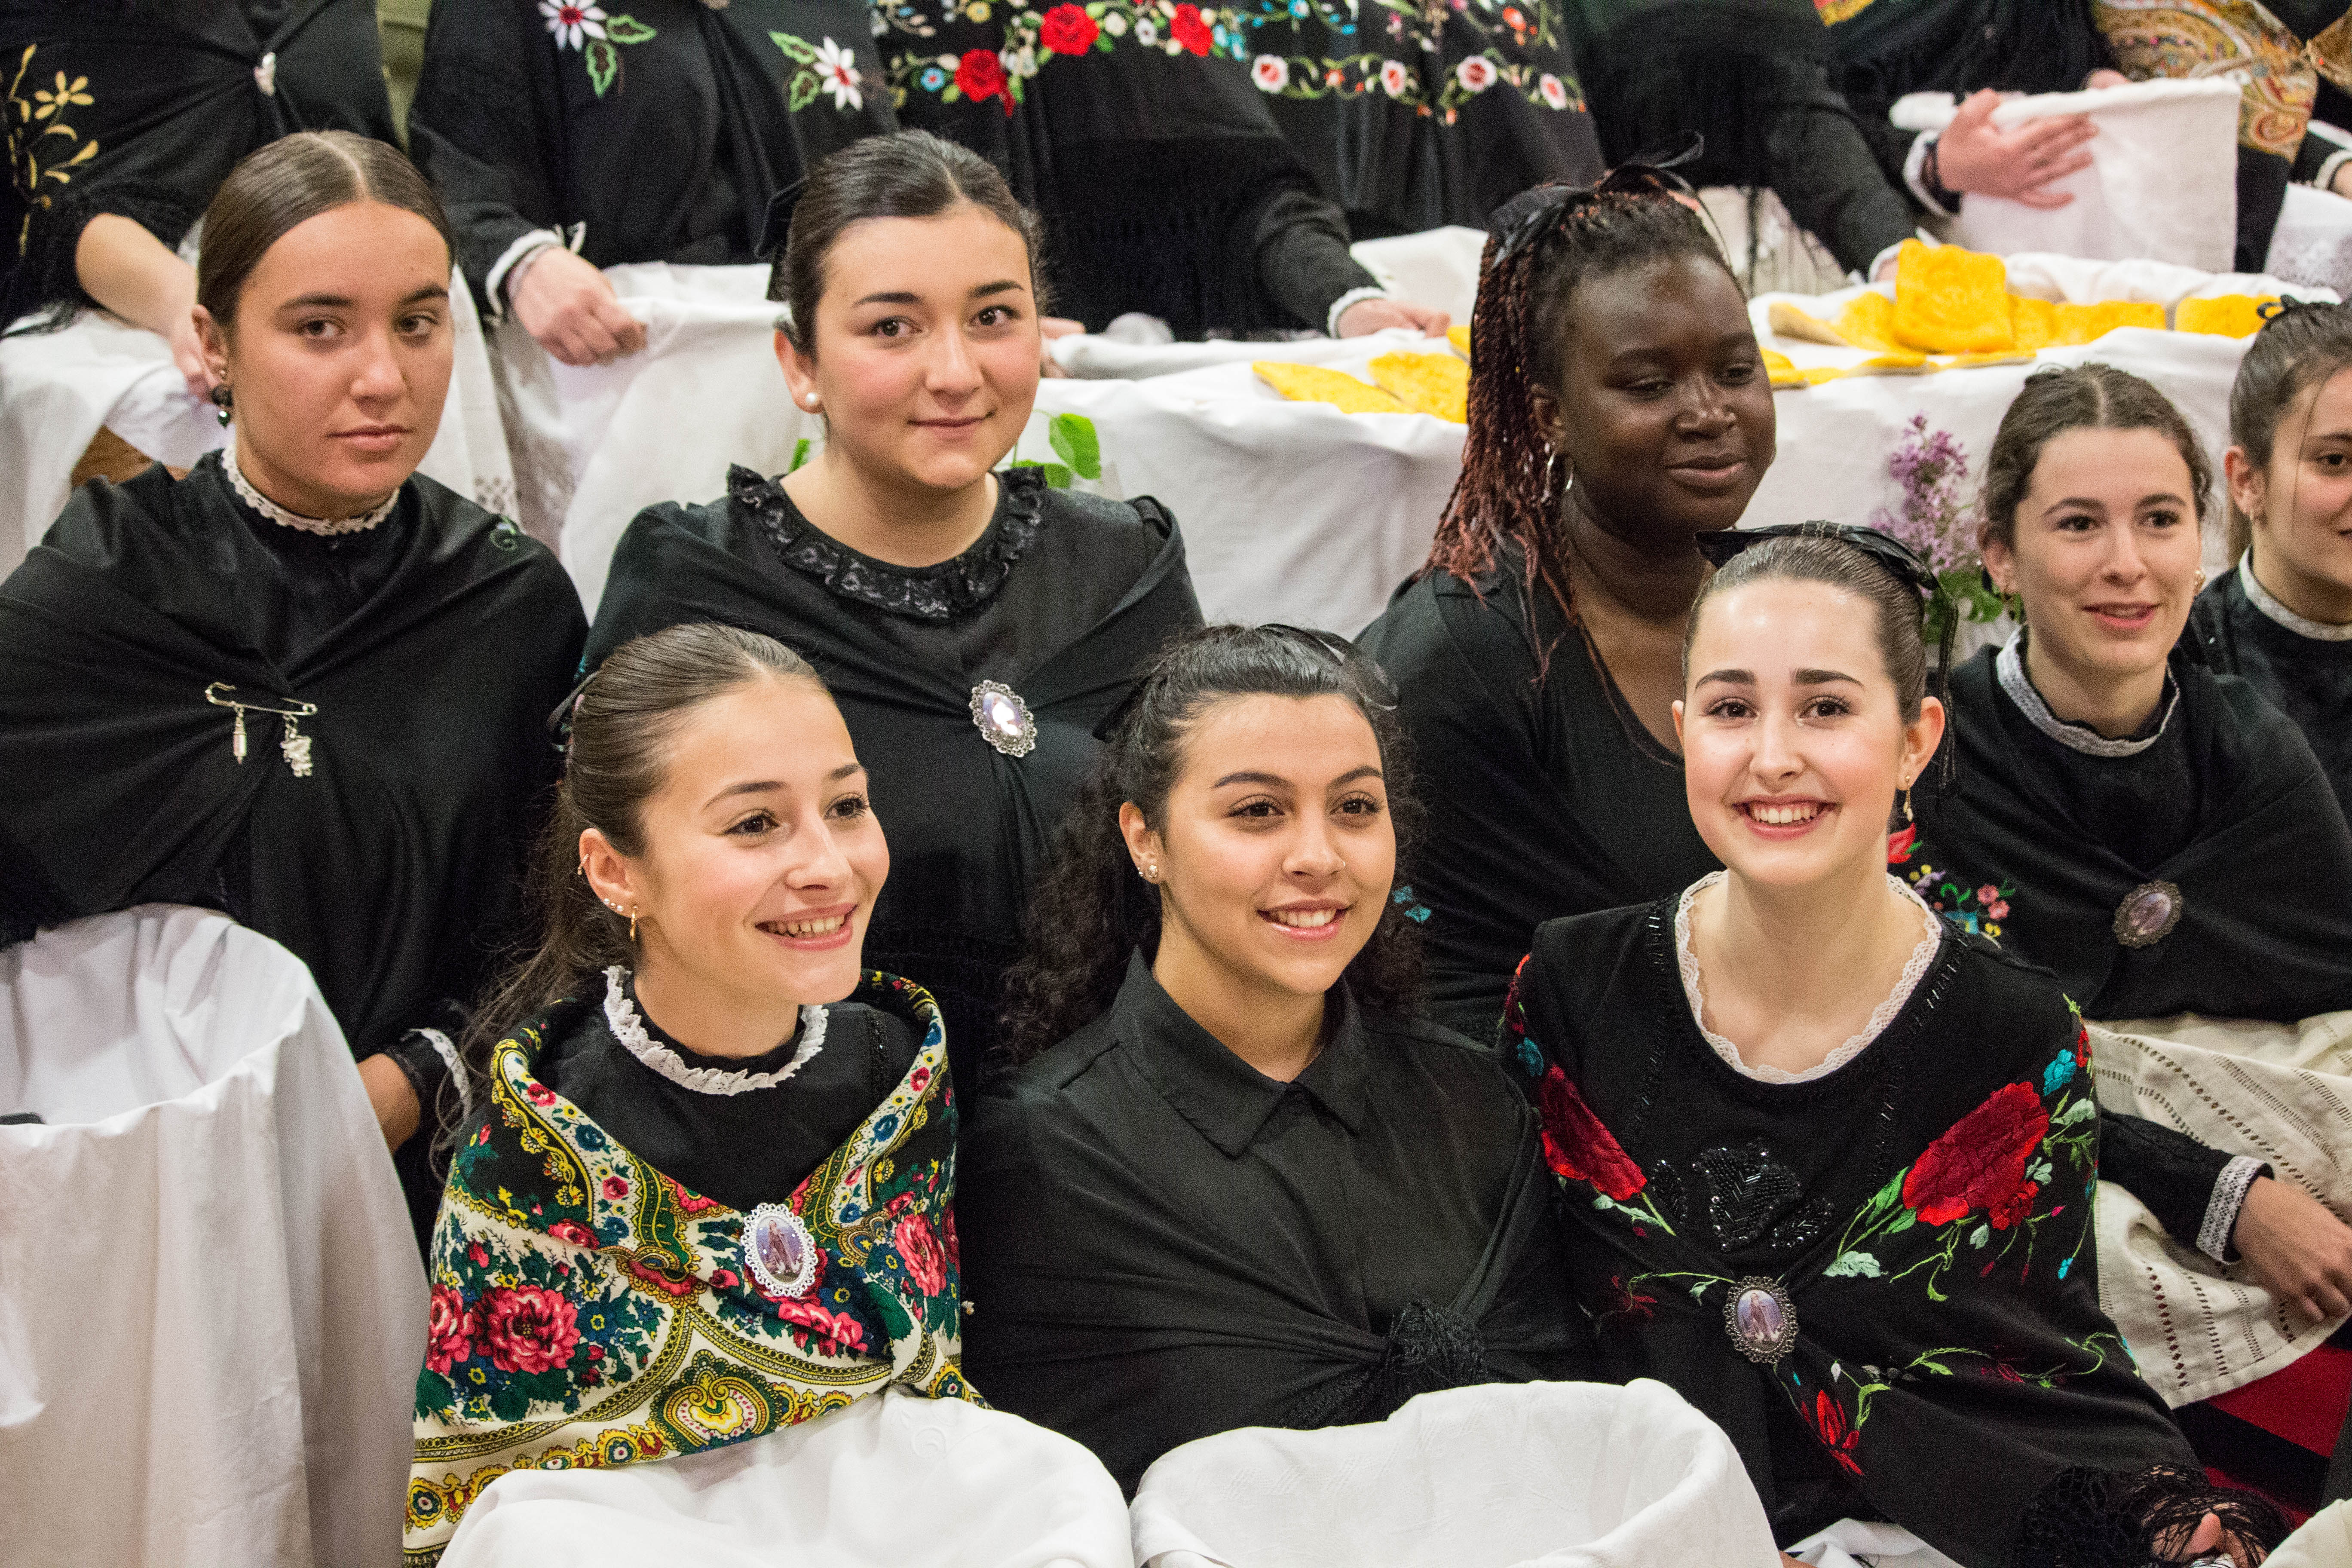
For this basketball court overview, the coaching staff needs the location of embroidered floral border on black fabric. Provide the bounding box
[730,463,1047,623]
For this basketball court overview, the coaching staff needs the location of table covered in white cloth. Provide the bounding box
[0,268,514,579]
[1127,1380,1778,1568]
[0,905,426,1568]
[440,1388,1133,1568]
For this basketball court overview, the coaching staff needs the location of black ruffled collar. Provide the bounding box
[728,464,1048,623]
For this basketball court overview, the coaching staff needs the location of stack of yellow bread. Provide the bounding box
[1254,349,1470,422]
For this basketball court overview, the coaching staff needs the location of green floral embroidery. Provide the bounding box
[769,33,871,111]
[6,47,99,257]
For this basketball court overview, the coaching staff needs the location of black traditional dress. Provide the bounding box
[406,0,895,312]
[0,0,396,328]
[407,968,970,1561]
[880,3,1379,334]
[1559,0,1914,273]
[582,466,1203,1099]
[957,953,1593,1494]
[1900,634,2352,1023]
[1509,886,2211,1561]
[0,453,586,1235]
[2189,558,2352,821]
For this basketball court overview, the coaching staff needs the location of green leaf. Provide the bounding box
[942,83,963,101]
[1883,1208,1917,1237]
[788,437,812,473]
[769,30,818,61]
[2027,1159,2053,1185]
[1048,411,1101,478]
[585,37,619,97]
[1967,1222,1990,1250]
[787,71,821,109]
[1822,1251,1883,1279]
[603,13,657,42]
[1041,462,1073,489]
[2056,1098,2097,1127]
[1688,1281,1708,1301]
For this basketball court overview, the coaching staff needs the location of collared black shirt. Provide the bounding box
[958,953,1591,1493]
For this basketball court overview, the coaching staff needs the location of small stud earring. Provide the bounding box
[2192,568,2207,594]
[209,383,233,427]
[803,393,819,409]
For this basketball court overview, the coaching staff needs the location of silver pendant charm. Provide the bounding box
[280,717,314,778]
[2113,880,2184,949]
[230,707,248,764]
[969,680,1038,758]
[743,1203,817,1298]
[1724,1276,1799,1366]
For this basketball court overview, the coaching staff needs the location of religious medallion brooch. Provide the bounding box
[743,1203,818,1299]
[2112,880,2184,949]
[1724,1276,1799,1366]
[969,680,1038,758]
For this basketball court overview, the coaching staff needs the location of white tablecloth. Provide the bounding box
[441,1389,1132,1568]
[0,268,513,580]
[0,905,426,1568]
[1127,1380,1778,1568]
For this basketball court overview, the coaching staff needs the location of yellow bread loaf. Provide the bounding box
[2176,294,2279,337]
[1893,239,2014,353]
[1253,361,1409,414]
[1368,351,1470,422]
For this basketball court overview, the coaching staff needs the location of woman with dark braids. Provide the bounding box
[956,625,1594,1494]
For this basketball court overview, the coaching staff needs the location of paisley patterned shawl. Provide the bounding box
[405,973,971,1564]
[1504,909,2195,1565]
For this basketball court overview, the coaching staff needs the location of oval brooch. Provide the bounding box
[743,1203,817,1298]
[2113,879,2184,949]
[1725,1276,1799,1366]
[970,680,1038,758]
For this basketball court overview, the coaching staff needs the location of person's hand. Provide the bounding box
[356,1051,423,1152]
[1936,89,2097,207]
[1337,297,1452,339]
[2084,68,2131,91]
[510,245,647,366]
[2232,1175,2352,1324]
[1040,314,1084,377]
[2154,1510,2261,1567]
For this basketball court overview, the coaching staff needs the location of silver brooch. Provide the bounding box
[969,680,1038,757]
[743,1203,817,1298]
[204,683,318,777]
[2113,880,2184,949]
[1724,1276,1799,1365]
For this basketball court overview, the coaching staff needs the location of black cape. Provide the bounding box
[1512,903,2198,1561]
[407,0,895,307]
[581,466,1203,1100]
[1906,643,2352,1023]
[959,954,1594,1493]
[2188,560,2352,824]
[0,0,396,328]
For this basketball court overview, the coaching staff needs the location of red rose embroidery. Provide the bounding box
[1885,824,1918,864]
[601,1176,630,1200]
[955,48,1011,112]
[1536,1066,1646,1201]
[1170,3,1213,54]
[894,1212,949,1295]
[943,1207,961,1270]
[777,1295,870,1355]
[479,1285,582,1375]
[1987,1179,2039,1231]
[425,1285,475,1374]
[1038,3,1098,53]
[1807,1390,1863,1476]
[523,1081,557,1106]
[547,1219,600,1249]
[1901,1081,2049,1227]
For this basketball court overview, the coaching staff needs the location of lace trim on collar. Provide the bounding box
[1996,634,2178,758]
[222,450,397,536]
[1674,871,1942,1085]
[2240,557,2352,641]
[729,465,1047,622]
[601,966,826,1096]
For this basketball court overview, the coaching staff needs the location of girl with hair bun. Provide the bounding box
[586,130,1202,1099]
[1508,524,2284,1566]
[959,624,1592,1494]
[0,131,585,1241]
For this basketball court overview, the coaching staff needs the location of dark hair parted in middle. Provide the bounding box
[769,129,1045,351]
[2224,299,2352,561]
[996,625,1425,1069]
[1684,529,1940,726]
[1427,173,1732,597]
[1978,363,2213,553]
[197,130,452,328]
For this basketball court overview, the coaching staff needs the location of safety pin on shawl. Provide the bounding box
[204,683,320,776]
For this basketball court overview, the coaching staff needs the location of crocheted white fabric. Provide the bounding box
[600,966,825,1095]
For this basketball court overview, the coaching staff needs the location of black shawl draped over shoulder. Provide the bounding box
[1907,645,2352,1022]
[2188,561,2352,823]
[959,955,1592,1494]
[0,456,586,1059]
[1511,903,2202,1563]
[581,467,1202,1100]
[0,0,395,328]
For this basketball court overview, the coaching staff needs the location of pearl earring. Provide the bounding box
[803,393,819,409]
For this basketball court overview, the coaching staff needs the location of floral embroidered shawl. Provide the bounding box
[1507,902,2196,1565]
[404,974,972,1564]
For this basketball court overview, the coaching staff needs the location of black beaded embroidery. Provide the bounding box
[731,463,1047,623]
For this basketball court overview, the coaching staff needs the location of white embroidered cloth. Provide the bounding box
[0,905,425,1568]
[1128,1380,1779,1568]
[2089,1009,2352,1406]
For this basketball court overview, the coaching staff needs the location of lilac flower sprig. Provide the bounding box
[1871,413,2006,637]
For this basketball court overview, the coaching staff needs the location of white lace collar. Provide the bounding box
[1995,632,2178,759]
[601,966,827,1096]
[224,452,398,537]
[1674,871,1942,1085]
[2239,557,2352,641]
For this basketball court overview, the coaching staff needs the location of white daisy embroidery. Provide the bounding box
[814,37,864,108]
[541,0,608,49]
